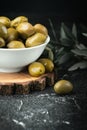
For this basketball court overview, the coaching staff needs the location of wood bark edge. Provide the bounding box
[0,72,54,95]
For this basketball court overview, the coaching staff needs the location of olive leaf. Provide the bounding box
[48,18,58,43]
[68,61,87,71]
[71,48,87,57]
[58,47,64,54]
[43,21,87,72]
[54,47,64,64]
[60,24,68,39]
[75,43,87,50]
[61,22,76,41]
[57,52,72,65]
[82,33,87,37]
[72,23,77,40]
[45,46,54,61]
[60,38,74,47]
[54,50,72,65]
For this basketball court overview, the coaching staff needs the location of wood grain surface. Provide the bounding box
[0,71,54,95]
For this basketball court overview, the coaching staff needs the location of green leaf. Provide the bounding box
[48,18,58,42]
[76,43,87,50]
[72,23,77,40]
[82,33,87,37]
[61,22,76,41]
[56,52,72,65]
[45,46,54,61]
[60,38,74,47]
[71,48,87,57]
[58,47,64,54]
[60,24,68,39]
[68,61,87,71]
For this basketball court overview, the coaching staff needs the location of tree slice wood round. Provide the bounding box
[0,71,54,95]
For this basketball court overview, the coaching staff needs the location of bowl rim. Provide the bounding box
[0,35,50,51]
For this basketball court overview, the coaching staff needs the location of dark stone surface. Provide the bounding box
[0,69,87,130]
[0,14,87,130]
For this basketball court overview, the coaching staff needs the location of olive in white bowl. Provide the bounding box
[0,35,50,73]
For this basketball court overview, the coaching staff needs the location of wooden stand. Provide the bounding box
[0,71,54,95]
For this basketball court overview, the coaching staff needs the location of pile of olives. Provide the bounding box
[28,58,54,77]
[0,16,48,48]
[28,59,73,95]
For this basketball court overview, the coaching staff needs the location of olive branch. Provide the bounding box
[42,19,87,71]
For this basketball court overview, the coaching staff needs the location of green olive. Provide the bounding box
[25,33,47,47]
[11,16,28,28]
[7,28,19,42]
[0,37,5,47]
[34,23,48,36]
[7,40,25,49]
[38,58,54,72]
[54,80,73,94]
[0,22,7,39]
[28,62,45,77]
[0,16,11,27]
[16,22,35,39]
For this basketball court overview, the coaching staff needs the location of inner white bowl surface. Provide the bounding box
[0,36,50,73]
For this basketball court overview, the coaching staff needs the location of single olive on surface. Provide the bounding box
[0,37,5,47]
[28,62,45,77]
[54,79,73,94]
[16,22,35,39]
[38,58,54,72]
[0,16,11,27]
[34,23,48,36]
[25,33,47,47]
[7,40,25,49]
[0,22,7,39]
[7,28,19,42]
[11,16,28,28]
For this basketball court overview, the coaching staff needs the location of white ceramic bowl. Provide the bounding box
[0,36,50,73]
